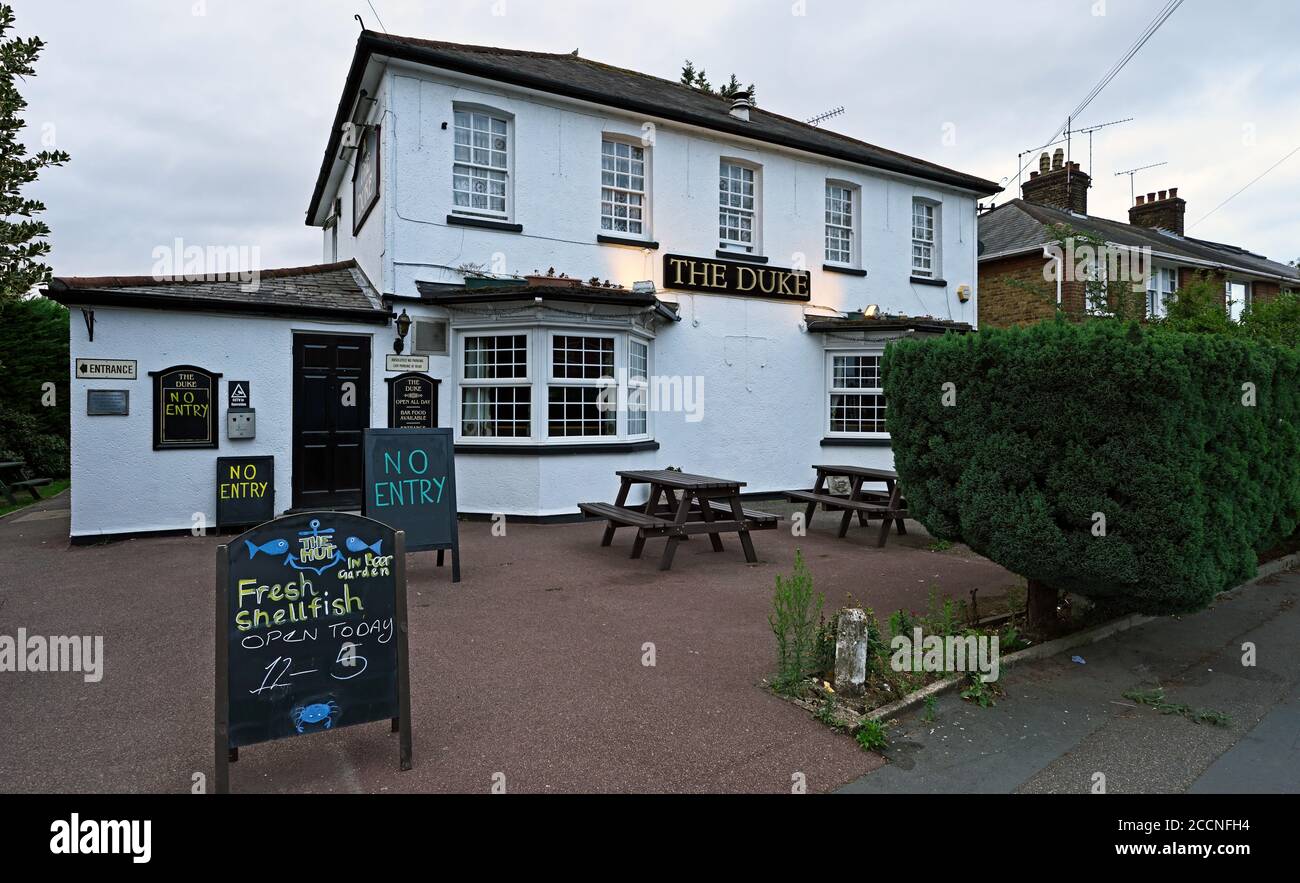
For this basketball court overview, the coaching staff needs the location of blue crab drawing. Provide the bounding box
[291,700,340,733]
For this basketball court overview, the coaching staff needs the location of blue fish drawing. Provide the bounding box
[346,536,383,555]
[245,538,290,560]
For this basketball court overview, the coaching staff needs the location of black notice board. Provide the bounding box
[362,428,460,581]
[214,512,412,793]
[150,364,221,450]
[216,456,275,529]
[386,373,438,429]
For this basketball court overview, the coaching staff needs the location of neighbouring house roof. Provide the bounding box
[978,199,1300,285]
[411,280,680,322]
[306,31,1001,224]
[44,260,390,323]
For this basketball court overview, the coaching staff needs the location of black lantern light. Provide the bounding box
[394,309,412,354]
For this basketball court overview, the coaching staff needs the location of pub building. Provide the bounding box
[47,31,999,541]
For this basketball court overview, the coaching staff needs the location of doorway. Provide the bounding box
[292,333,371,510]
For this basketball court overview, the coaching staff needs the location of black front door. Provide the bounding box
[292,333,371,510]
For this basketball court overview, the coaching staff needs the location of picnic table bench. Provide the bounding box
[579,470,778,571]
[783,464,907,547]
[0,461,51,507]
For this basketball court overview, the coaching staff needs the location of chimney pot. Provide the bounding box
[1030,171,1039,179]
[1136,195,1145,206]
[1147,192,1156,202]
[1158,190,1167,201]
[1038,152,1050,173]
[729,97,751,121]
[1169,187,1178,199]
[1052,148,1064,170]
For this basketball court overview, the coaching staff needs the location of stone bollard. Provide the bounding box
[834,608,869,697]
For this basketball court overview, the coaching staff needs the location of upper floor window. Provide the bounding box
[1146,266,1177,318]
[911,199,938,278]
[719,160,758,253]
[601,139,647,238]
[453,110,510,218]
[825,182,856,265]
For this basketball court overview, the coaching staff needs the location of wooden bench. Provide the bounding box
[703,499,780,527]
[783,464,908,547]
[578,502,684,539]
[0,462,52,507]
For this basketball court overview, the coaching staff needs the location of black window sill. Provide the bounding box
[824,264,867,277]
[446,214,524,234]
[598,234,660,250]
[716,250,768,264]
[910,276,947,287]
[820,437,892,447]
[455,440,660,456]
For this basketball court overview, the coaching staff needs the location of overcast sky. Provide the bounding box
[18,0,1300,277]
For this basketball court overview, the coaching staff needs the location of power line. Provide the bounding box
[365,0,388,34]
[1003,0,1184,190]
[1189,144,1300,231]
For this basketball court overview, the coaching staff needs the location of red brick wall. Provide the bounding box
[978,253,1057,327]
[1253,281,1280,306]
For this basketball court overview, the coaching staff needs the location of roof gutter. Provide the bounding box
[307,33,1001,223]
[42,288,392,325]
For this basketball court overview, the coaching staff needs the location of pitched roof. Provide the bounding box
[306,31,1001,223]
[44,261,389,323]
[978,199,1300,284]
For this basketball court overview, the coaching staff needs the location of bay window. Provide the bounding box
[457,327,653,444]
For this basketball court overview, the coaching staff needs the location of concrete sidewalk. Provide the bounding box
[0,492,1015,794]
[842,569,1300,794]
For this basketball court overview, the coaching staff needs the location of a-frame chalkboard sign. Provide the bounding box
[362,428,461,582]
[214,511,412,794]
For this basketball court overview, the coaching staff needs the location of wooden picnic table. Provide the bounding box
[579,469,778,571]
[0,460,51,507]
[783,464,907,547]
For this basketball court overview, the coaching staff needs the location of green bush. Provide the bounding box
[0,296,69,477]
[769,550,824,694]
[883,320,1300,615]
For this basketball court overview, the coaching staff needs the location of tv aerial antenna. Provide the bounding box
[1065,117,1133,176]
[1115,161,1168,205]
[805,106,845,127]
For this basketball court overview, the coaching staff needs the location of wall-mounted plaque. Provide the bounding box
[663,253,812,301]
[228,380,251,410]
[150,364,221,450]
[386,373,438,429]
[385,354,429,373]
[87,389,129,416]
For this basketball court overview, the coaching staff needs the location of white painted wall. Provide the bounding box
[66,59,985,537]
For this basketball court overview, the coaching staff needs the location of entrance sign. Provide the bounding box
[150,364,221,450]
[363,428,460,581]
[214,512,412,794]
[386,373,438,429]
[76,358,137,380]
[386,354,429,373]
[216,456,275,529]
[663,253,812,301]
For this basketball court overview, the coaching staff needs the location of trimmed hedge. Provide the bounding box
[883,320,1300,615]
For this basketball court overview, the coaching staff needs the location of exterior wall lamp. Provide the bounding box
[394,309,412,354]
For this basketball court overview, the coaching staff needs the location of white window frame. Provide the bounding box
[825,181,859,267]
[1228,279,1251,322]
[459,331,532,440]
[825,349,889,440]
[547,331,619,441]
[454,327,654,446]
[626,337,650,439]
[1146,266,1178,318]
[911,198,939,278]
[452,106,513,220]
[719,158,761,254]
[600,135,650,239]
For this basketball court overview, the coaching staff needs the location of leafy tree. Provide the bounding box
[0,3,69,301]
[0,296,69,476]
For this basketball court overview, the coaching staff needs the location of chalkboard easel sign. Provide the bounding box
[363,428,460,582]
[214,512,412,794]
[216,456,275,530]
[150,364,221,450]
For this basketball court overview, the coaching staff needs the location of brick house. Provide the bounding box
[977,148,1300,327]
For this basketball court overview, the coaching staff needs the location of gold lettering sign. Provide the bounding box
[662,254,811,301]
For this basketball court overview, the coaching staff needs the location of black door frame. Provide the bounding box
[291,331,373,511]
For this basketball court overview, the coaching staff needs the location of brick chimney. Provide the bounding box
[1020,148,1090,215]
[1128,187,1186,235]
